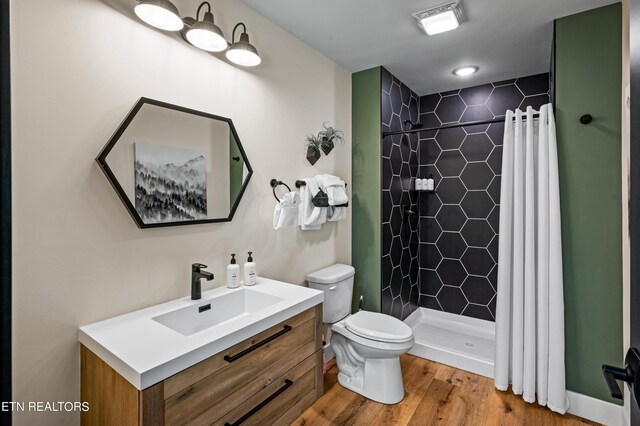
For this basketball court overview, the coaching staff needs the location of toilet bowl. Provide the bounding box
[307,264,415,404]
[331,311,414,404]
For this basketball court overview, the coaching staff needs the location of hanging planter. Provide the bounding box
[305,134,322,165]
[319,122,344,156]
[305,122,345,165]
[320,139,334,155]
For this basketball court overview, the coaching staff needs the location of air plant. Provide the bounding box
[304,122,345,165]
[305,134,323,165]
[318,122,345,155]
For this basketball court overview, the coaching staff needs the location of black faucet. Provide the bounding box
[191,263,214,300]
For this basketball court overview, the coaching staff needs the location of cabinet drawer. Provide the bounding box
[214,351,321,426]
[164,306,321,425]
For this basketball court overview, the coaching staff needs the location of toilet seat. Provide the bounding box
[344,311,413,343]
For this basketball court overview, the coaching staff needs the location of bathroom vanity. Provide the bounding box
[79,279,324,425]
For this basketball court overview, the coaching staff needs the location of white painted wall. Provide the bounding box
[10,0,352,424]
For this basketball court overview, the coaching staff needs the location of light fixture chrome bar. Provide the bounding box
[134,0,262,66]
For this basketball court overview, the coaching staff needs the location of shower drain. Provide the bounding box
[465,342,475,347]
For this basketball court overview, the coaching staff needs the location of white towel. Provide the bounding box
[315,174,343,188]
[328,206,346,222]
[315,174,348,206]
[273,191,299,229]
[298,178,326,230]
[326,186,348,206]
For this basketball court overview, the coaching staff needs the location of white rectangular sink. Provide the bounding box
[152,288,285,336]
[78,277,324,390]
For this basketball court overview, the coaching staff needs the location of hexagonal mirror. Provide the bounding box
[97,98,252,228]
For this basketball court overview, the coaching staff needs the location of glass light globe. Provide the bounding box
[134,1,183,32]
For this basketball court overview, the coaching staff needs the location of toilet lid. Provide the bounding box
[344,311,413,342]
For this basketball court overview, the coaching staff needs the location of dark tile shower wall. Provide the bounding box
[418,73,550,321]
[380,67,420,320]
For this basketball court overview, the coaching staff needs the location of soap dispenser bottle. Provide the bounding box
[426,174,435,191]
[227,254,240,289]
[244,252,257,286]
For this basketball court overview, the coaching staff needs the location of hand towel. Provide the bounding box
[315,174,343,188]
[315,174,348,206]
[298,178,326,230]
[328,206,347,222]
[326,186,348,206]
[273,191,299,229]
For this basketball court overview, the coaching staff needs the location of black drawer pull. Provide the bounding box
[224,325,292,363]
[224,379,293,426]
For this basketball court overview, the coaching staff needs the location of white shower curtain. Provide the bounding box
[494,104,569,414]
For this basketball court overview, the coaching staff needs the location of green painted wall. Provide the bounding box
[352,67,382,312]
[555,3,623,404]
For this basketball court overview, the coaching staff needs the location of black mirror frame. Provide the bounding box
[96,97,253,229]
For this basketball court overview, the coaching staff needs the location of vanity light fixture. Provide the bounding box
[134,0,184,31]
[185,2,227,52]
[452,65,479,76]
[412,1,466,35]
[226,23,261,67]
[134,0,262,66]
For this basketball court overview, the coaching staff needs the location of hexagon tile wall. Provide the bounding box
[379,70,549,321]
[380,67,421,320]
[418,73,550,321]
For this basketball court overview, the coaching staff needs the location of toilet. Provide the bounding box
[307,264,415,404]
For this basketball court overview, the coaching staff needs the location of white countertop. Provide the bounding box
[79,277,324,390]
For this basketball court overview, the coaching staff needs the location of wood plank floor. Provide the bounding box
[292,355,599,426]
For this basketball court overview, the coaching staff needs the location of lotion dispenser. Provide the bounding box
[226,254,240,288]
[244,252,257,286]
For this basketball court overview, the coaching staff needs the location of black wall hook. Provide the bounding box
[580,114,593,125]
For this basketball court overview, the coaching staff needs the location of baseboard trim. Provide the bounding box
[623,392,631,426]
[567,391,623,425]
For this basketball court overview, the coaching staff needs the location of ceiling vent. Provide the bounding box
[412,1,466,35]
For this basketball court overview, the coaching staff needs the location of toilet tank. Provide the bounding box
[307,264,355,323]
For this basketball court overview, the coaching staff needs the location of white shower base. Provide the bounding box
[404,308,495,378]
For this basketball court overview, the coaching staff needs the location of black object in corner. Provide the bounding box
[0,0,11,423]
[602,348,640,401]
[580,114,593,124]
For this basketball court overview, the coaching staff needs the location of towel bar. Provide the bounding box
[295,180,347,188]
[269,179,291,202]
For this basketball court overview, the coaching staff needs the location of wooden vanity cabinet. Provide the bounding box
[81,304,324,425]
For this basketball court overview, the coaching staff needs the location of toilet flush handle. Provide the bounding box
[329,285,337,291]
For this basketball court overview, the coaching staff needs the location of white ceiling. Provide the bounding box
[240,0,618,95]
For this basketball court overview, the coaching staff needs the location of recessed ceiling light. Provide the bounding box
[452,65,478,76]
[412,1,466,35]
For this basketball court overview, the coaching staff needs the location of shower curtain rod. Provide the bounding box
[382,113,540,137]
